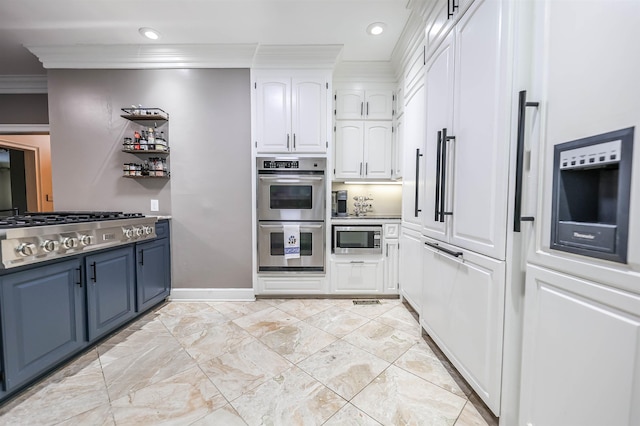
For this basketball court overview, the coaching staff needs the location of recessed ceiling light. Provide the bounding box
[139,27,160,40]
[367,22,386,36]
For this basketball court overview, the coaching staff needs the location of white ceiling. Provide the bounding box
[0,0,415,75]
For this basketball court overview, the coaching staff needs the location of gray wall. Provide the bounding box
[47,69,252,289]
[0,94,49,124]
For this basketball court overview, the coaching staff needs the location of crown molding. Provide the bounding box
[252,44,344,69]
[333,61,397,84]
[391,0,431,78]
[0,124,50,133]
[0,75,48,94]
[26,44,259,69]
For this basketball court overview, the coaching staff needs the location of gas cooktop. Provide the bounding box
[0,211,157,269]
[0,211,146,229]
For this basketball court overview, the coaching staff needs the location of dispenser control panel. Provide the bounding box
[559,139,621,170]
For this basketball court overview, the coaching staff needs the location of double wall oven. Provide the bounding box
[257,157,326,272]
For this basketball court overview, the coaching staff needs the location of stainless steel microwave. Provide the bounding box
[333,225,382,254]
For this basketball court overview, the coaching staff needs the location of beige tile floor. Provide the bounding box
[0,298,498,425]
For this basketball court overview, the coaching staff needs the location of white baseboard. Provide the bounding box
[169,288,255,302]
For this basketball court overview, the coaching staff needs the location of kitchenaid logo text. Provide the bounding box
[573,232,595,240]
[103,234,116,241]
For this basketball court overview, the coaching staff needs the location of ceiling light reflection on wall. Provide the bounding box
[367,22,386,36]
[139,27,161,40]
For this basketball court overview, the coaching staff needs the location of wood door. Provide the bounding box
[449,0,510,260]
[255,78,291,153]
[364,121,392,179]
[421,239,505,415]
[1,259,85,391]
[334,121,364,179]
[520,264,640,426]
[422,31,454,242]
[335,89,365,120]
[291,77,327,153]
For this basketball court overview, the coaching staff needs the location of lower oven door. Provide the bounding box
[258,222,325,272]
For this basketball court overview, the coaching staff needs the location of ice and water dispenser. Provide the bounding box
[551,127,634,263]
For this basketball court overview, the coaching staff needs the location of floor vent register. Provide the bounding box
[352,300,381,305]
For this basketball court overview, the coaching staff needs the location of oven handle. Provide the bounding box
[258,176,324,182]
[259,224,323,229]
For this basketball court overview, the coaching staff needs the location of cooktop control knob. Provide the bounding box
[80,235,95,246]
[41,240,60,253]
[134,227,144,237]
[16,243,37,256]
[143,226,153,235]
[123,228,134,239]
[62,237,79,249]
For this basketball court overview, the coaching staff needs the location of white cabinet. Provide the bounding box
[421,0,511,260]
[335,89,394,120]
[424,0,475,61]
[334,121,392,180]
[421,238,505,415]
[255,75,328,153]
[398,228,422,313]
[519,265,640,426]
[384,223,400,293]
[384,241,399,293]
[422,32,454,241]
[331,259,383,294]
[391,116,403,179]
[400,76,426,230]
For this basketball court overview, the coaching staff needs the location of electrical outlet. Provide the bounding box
[150,199,159,212]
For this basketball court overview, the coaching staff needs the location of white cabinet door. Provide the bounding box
[335,89,394,120]
[424,0,453,61]
[334,121,364,179]
[422,31,454,241]
[448,0,509,260]
[392,116,403,179]
[398,228,422,312]
[520,265,640,426]
[401,81,426,229]
[335,89,365,120]
[365,90,394,120]
[421,239,505,415]
[364,121,392,179]
[255,78,291,152]
[384,240,399,293]
[291,78,327,153]
[332,260,383,293]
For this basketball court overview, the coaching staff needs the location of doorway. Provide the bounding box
[0,133,53,214]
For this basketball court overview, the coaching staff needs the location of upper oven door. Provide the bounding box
[257,174,325,221]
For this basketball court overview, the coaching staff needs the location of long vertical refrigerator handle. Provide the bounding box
[435,130,443,221]
[513,90,539,232]
[415,148,423,217]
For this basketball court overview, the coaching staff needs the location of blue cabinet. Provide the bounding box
[85,246,136,341]
[0,259,85,392]
[0,220,170,401]
[136,235,170,312]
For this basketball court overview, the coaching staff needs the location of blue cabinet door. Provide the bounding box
[136,237,170,312]
[0,259,85,392]
[85,246,135,341]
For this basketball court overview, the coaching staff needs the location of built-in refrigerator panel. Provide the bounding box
[527,0,640,288]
